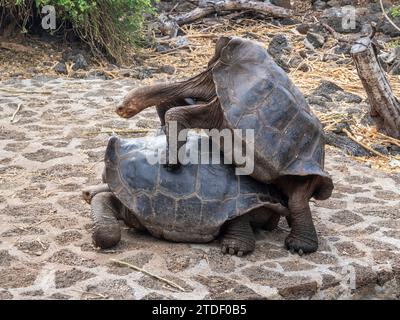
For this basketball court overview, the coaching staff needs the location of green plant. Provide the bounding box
[1,0,156,63]
[390,5,400,18]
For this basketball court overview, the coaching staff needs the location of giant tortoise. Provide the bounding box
[82,134,289,255]
[116,36,334,254]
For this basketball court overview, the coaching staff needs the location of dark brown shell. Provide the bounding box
[104,134,289,242]
[212,37,333,198]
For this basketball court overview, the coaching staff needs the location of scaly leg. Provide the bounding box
[278,176,320,255]
[90,192,122,249]
[221,216,255,257]
[164,97,223,169]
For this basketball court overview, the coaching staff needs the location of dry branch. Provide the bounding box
[10,103,22,123]
[111,259,186,292]
[159,0,293,37]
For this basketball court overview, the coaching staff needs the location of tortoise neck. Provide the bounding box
[138,68,216,110]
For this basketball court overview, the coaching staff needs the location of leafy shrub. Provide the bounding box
[390,6,400,18]
[0,0,156,63]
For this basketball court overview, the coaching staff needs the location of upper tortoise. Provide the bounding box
[116,36,334,254]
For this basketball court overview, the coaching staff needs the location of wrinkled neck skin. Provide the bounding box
[121,68,217,118]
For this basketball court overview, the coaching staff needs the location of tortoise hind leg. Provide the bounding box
[279,176,319,255]
[221,216,255,257]
[90,192,122,249]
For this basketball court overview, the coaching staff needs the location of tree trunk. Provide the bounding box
[159,0,293,37]
[351,36,400,139]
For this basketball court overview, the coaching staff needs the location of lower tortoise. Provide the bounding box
[82,134,289,256]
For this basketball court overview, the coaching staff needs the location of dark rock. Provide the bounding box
[54,62,67,74]
[268,34,292,58]
[296,23,311,34]
[313,80,343,96]
[388,144,400,156]
[323,53,339,62]
[134,67,153,80]
[158,65,175,75]
[278,18,301,26]
[334,42,351,55]
[324,132,371,157]
[299,50,309,59]
[288,54,304,68]
[85,71,108,80]
[334,91,362,103]
[336,57,353,65]
[372,143,389,156]
[305,32,326,49]
[298,63,311,72]
[271,0,292,9]
[267,34,293,72]
[119,69,132,77]
[313,0,328,10]
[307,95,331,107]
[378,15,400,37]
[72,53,88,70]
[155,44,170,53]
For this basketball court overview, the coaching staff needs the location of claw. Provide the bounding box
[229,248,235,255]
[221,246,227,254]
[298,249,304,256]
[290,247,295,254]
[237,250,243,257]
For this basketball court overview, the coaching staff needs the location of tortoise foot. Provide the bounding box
[221,217,255,256]
[285,232,318,255]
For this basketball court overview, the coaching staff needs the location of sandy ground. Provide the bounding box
[0,75,399,300]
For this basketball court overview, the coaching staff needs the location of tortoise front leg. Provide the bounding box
[164,97,223,170]
[90,192,122,249]
[156,98,198,134]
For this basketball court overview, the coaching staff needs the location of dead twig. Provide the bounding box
[28,216,58,228]
[343,128,389,159]
[10,103,22,123]
[110,259,186,292]
[84,128,151,136]
[71,289,108,299]
[0,88,52,94]
[157,44,191,54]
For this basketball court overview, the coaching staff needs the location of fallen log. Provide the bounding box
[351,36,400,139]
[159,0,293,37]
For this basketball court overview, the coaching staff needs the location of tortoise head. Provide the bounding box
[116,87,153,118]
[116,82,184,118]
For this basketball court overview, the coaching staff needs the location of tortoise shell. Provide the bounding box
[104,134,289,242]
[212,37,333,199]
